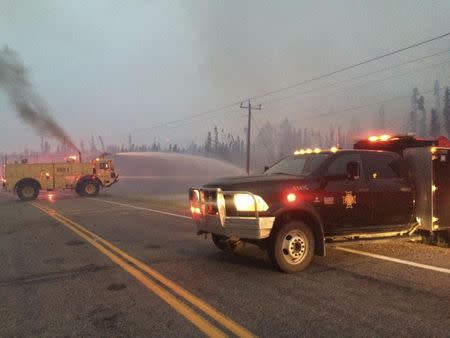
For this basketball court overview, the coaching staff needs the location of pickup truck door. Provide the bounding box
[362,153,413,227]
[320,153,372,234]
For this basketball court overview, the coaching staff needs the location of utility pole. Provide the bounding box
[240,99,261,175]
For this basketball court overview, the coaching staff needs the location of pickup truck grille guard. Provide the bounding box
[189,188,275,240]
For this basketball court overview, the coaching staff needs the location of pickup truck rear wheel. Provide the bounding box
[211,234,243,252]
[268,221,315,273]
[17,182,39,201]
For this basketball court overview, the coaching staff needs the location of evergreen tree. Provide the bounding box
[434,80,441,114]
[409,87,419,134]
[337,126,343,147]
[303,128,309,147]
[409,110,417,135]
[213,126,219,154]
[278,118,294,157]
[418,95,426,137]
[205,131,212,156]
[329,124,335,146]
[444,87,450,137]
[430,108,440,138]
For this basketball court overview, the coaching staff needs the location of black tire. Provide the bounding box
[211,234,243,252]
[79,180,100,197]
[75,184,82,196]
[268,221,315,273]
[17,182,39,201]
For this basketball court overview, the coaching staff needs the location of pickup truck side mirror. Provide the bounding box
[346,161,360,180]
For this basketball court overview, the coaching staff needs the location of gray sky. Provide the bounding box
[1,0,450,152]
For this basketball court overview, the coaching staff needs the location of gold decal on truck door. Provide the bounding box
[343,191,357,209]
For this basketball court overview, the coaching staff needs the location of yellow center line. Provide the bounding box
[31,202,254,338]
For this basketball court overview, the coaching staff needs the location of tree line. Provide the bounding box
[8,82,450,173]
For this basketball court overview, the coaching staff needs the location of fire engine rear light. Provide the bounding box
[190,206,201,215]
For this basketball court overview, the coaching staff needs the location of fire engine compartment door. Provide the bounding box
[54,164,77,189]
[39,164,54,190]
[433,149,450,229]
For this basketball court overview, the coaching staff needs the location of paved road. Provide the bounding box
[1,191,449,337]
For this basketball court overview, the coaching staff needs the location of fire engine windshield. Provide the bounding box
[265,153,330,176]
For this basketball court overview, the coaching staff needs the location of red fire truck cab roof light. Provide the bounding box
[368,134,392,142]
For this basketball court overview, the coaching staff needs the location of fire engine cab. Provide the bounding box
[189,135,450,273]
[2,155,118,201]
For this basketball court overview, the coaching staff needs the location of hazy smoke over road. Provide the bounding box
[0,47,79,152]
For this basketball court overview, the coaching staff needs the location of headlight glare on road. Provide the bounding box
[233,193,269,212]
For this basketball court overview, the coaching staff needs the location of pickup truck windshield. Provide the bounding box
[265,153,330,176]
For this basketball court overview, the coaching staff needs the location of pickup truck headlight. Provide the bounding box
[233,193,269,212]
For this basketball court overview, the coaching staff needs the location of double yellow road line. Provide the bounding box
[31,202,254,337]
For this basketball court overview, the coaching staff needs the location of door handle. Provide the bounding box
[358,188,370,192]
[400,187,412,192]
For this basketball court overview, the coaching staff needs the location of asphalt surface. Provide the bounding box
[1,191,449,337]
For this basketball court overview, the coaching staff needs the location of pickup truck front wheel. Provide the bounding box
[268,221,315,273]
[211,234,243,252]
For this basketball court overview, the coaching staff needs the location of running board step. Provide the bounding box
[326,234,423,247]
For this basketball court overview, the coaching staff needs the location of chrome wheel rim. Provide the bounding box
[22,186,34,198]
[85,183,96,194]
[281,230,307,265]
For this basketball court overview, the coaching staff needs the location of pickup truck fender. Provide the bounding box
[272,202,325,256]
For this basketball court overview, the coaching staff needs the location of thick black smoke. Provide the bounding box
[0,46,79,152]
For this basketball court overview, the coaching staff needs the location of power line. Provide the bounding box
[288,59,450,123]
[128,31,450,135]
[248,32,450,101]
[259,49,450,106]
[309,88,435,120]
[153,59,450,133]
